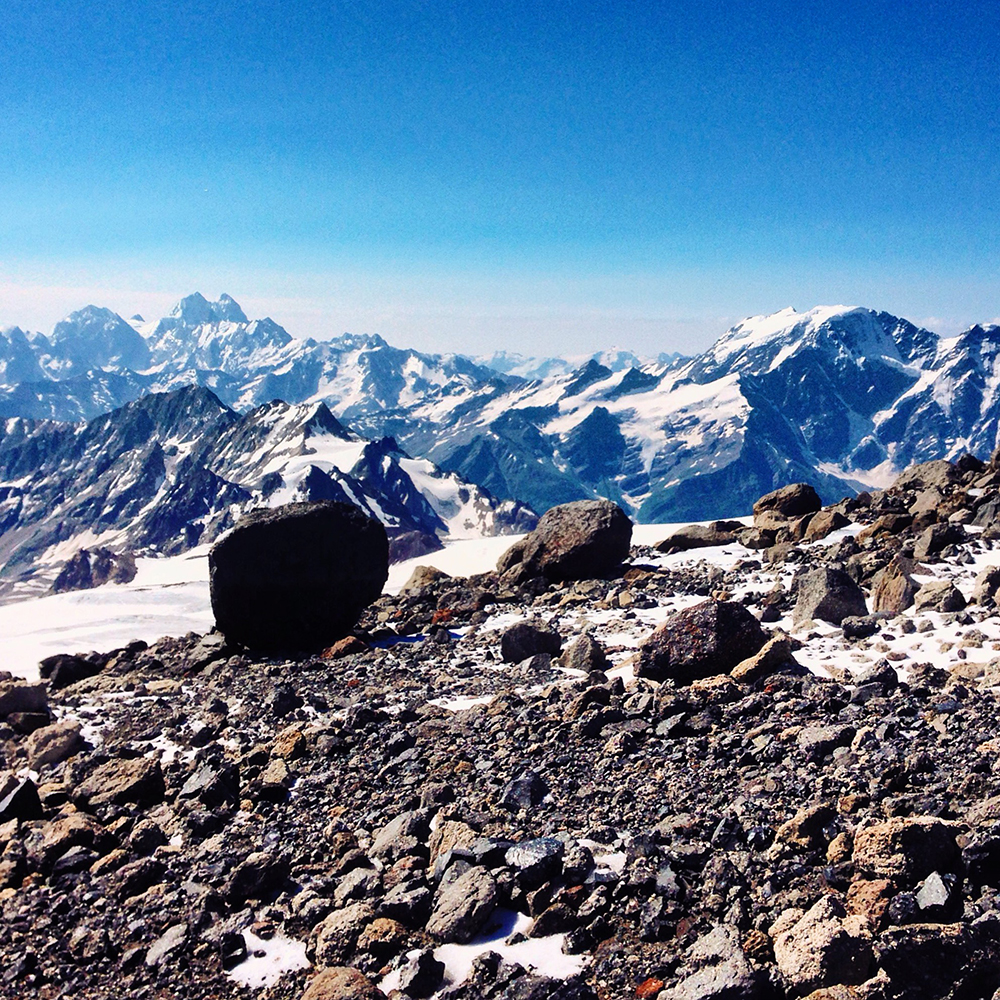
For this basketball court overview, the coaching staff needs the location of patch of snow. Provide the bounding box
[226,930,310,990]
[379,909,587,996]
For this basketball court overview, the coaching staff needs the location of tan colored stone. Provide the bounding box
[428,819,476,868]
[731,632,798,683]
[300,966,386,1000]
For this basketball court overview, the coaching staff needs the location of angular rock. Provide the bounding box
[500,770,549,811]
[397,948,445,998]
[870,557,920,614]
[400,565,451,595]
[209,501,389,653]
[793,567,867,626]
[893,460,961,491]
[370,810,431,861]
[666,924,760,1000]
[912,580,966,613]
[561,634,609,674]
[425,866,497,943]
[505,837,564,888]
[227,851,290,903]
[74,757,164,810]
[754,483,822,520]
[852,817,961,886]
[25,721,85,770]
[500,620,561,663]
[772,896,873,994]
[0,773,43,822]
[513,499,632,582]
[803,510,850,543]
[38,653,102,690]
[389,530,443,565]
[972,564,1000,604]
[656,523,737,553]
[637,599,767,683]
[730,632,798,683]
[913,522,966,562]
[145,922,187,967]
[0,678,47,718]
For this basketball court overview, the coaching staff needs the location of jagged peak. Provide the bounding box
[169,292,248,326]
[303,402,353,440]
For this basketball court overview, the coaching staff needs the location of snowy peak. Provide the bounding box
[168,292,248,326]
[47,305,151,375]
[698,305,909,380]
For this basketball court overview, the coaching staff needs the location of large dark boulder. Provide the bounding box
[501,499,632,582]
[637,599,768,683]
[753,483,822,520]
[209,502,388,653]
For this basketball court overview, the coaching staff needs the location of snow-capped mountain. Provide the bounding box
[0,385,534,597]
[3,292,1000,531]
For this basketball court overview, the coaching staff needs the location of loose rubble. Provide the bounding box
[6,469,1000,998]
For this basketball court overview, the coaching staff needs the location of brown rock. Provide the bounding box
[870,556,920,614]
[300,967,386,1000]
[74,757,164,810]
[0,679,47,718]
[399,565,451,595]
[845,878,894,931]
[852,817,960,886]
[731,632,799,683]
[25,721,85,769]
[777,802,837,850]
[272,726,308,761]
[322,636,369,660]
[772,895,873,994]
[311,902,376,966]
[803,510,850,542]
[754,483,823,519]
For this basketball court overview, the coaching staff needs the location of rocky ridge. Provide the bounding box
[5,456,1000,997]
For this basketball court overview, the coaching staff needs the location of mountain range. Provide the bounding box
[2,292,999,590]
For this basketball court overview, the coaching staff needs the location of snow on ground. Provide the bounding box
[0,547,213,681]
[5,513,998,692]
[378,909,587,997]
[226,930,310,990]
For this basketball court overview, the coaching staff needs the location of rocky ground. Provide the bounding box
[6,458,1000,998]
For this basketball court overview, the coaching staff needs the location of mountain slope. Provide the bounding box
[0,386,533,598]
[3,294,1000,527]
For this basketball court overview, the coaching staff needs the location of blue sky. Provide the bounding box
[1,1,998,354]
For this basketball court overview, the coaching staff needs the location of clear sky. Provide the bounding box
[1,1,998,355]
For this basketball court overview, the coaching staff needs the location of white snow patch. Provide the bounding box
[379,909,586,996]
[226,930,310,990]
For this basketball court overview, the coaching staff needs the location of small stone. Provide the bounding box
[145,923,187,967]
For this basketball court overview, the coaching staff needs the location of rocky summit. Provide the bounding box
[9,466,1000,999]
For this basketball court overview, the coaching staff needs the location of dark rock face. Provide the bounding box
[504,499,632,582]
[637,599,767,682]
[500,621,562,663]
[51,547,137,594]
[388,530,443,564]
[209,502,388,653]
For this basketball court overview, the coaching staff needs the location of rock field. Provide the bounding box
[6,457,1000,998]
